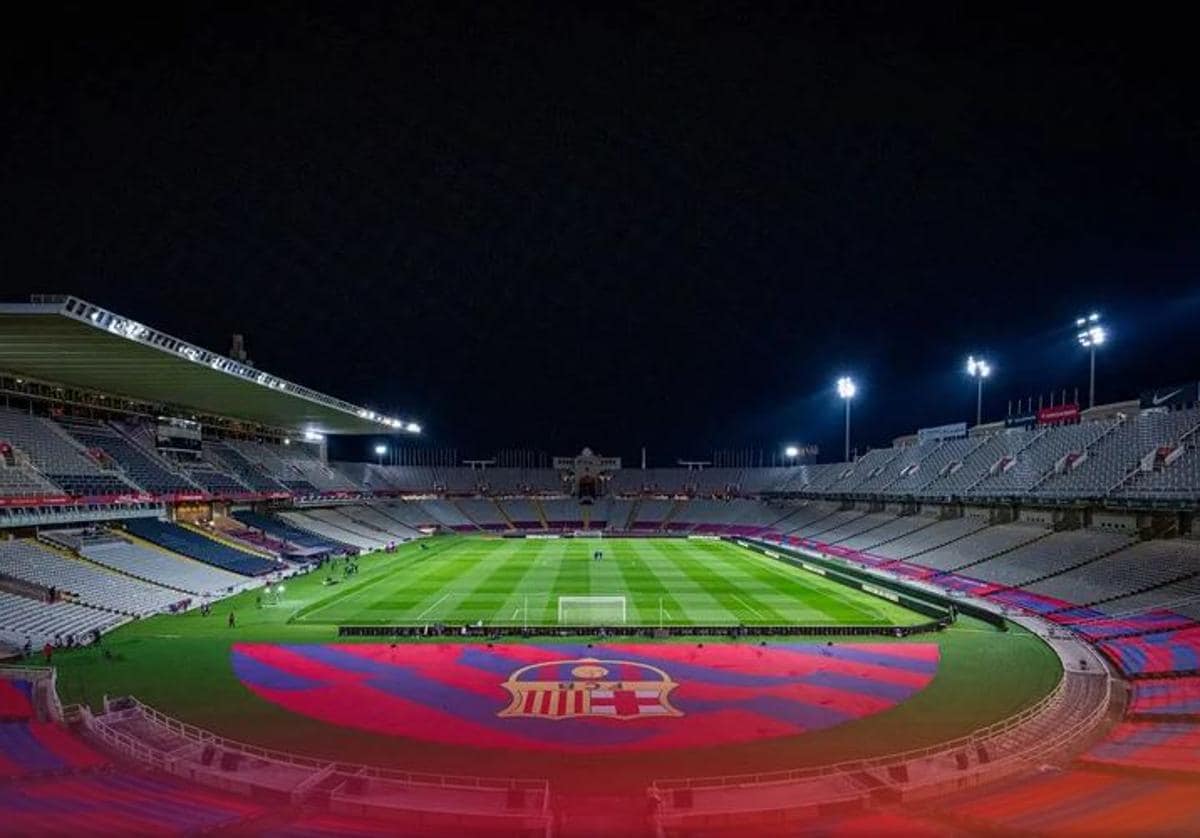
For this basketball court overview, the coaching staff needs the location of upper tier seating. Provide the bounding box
[0,462,58,499]
[888,437,986,494]
[205,442,289,493]
[58,420,197,495]
[919,430,1036,497]
[0,539,183,616]
[970,421,1111,496]
[1037,409,1200,499]
[123,519,277,576]
[0,408,135,497]
[0,590,123,646]
[223,441,319,493]
[498,498,542,528]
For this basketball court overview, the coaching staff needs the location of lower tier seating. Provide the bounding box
[122,519,277,576]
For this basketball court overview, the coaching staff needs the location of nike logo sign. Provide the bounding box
[1153,390,1182,405]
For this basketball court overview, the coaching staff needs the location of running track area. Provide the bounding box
[232,642,938,752]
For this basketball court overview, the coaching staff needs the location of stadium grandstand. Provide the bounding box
[1,295,1200,834]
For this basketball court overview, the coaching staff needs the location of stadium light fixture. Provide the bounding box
[784,445,800,464]
[1075,313,1107,408]
[836,377,856,461]
[374,443,388,466]
[966,355,992,426]
[406,422,422,434]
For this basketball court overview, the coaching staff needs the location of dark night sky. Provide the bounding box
[2,3,1198,464]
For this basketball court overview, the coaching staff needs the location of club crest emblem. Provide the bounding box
[498,657,682,720]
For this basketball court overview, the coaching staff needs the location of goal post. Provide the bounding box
[557,595,626,625]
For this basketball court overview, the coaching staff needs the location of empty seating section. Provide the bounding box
[414,499,476,530]
[456,499,509,530]
[0,772,265,832]
[0,590,123,646]
[889,437,985,493]
[0,408,134,497]
[1130,443,1200,500]
[965,528,1134,587]
[0,720,109,778]
[207,443,289,493]
[796,509,867,539]
[867,516,989,560]
[853,443,939,493]
[540,498,585,527]
[1082,722,1200,773]
[910,523,1049,573]
[498,499,542,527]
[1098,571,1200,622]
[337,505,421,539]
[921,430,1035,496]
[1024,539,1200,605]
[0,539,183,615]
[0,463,58,498]
[123,518,277,576]
[76,533,246,596]
[181,463,247,494]
[279,510,387,550]
[371,501,437,530]
[772,503,839,535]
[971,422,1109,496]
[232,511,348,552]
[834,514,934,551]
[1099,627,1200,675]
[1038,409,1200,498]
[631,499,673,529]
[605,499,635,530]
[1130,678,1200,717]
[224,441,320,492]
[58,420,198,494]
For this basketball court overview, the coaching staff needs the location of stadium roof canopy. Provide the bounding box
[0,296,420,436]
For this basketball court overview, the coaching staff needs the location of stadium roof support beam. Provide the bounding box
[0,296,420,435]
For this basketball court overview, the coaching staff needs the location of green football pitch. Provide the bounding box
[292,536,922,627]
[47,535,1062,780]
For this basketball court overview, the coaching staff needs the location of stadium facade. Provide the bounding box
[1,297,1199,834]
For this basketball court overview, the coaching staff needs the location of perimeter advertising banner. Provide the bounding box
[1036,403,1080,426]
[1140,382,1200,410]
[917,422,968,443]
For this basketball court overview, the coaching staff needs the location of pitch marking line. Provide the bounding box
[415,592,453,620]
[732,594,765,620]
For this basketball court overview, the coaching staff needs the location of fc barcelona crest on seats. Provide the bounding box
[498,658,682,720]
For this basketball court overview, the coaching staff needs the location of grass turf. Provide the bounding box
[294,536,919,627]
[47,536,1062,787]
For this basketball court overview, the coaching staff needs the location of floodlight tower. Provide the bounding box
[966,355,992,426]
[374,444,388,467]
[784,445,800,466]
[836,377,856,461]
[1075,313,1106,409]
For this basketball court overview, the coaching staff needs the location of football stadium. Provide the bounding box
[0,295,1198,835]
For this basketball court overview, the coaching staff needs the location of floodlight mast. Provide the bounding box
[1075,313,1106,409]
[966,355,992,425]
[836,377,856,461]
[374,443,388,466]
[784,445,800,465]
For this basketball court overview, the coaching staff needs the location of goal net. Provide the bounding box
[557,595,626,625]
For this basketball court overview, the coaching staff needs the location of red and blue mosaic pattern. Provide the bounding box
[231,642,939,752]
[1081,722,1200,774]
[1098,627,1200,676]
[1049,608,1194,640]
[1130,677,1200,717]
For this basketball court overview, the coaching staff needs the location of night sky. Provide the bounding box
[2,4,1197,464]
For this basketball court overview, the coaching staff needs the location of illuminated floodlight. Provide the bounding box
[966,355,992,378]
[374,444,388,455]
[1076,313,1107,408]
[406,422,422,434]
[836,376,857,399]
[784,445,800,460]
[303,430,324,442]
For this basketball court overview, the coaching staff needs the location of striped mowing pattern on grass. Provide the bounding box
[294,537,917,627]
